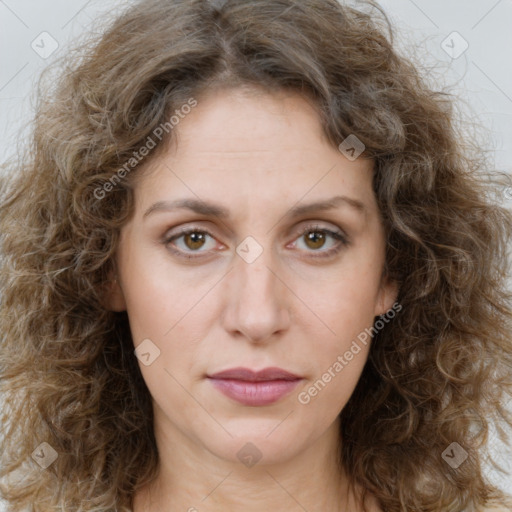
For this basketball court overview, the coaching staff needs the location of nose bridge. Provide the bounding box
[238,242,275,298]
[223,236,290,342]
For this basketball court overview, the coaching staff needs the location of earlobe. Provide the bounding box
[101,273,127,312]
[375,275,399,317]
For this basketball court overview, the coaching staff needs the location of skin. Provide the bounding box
[106,85,397,512]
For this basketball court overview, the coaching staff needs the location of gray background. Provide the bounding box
[0,0,511,509]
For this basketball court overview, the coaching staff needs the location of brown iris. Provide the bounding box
[304,230,326,250]
[184,232,207,250]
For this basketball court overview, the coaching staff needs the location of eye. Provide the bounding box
[162,223,350,260]
[163,228,220,259]
[291,224,349,258]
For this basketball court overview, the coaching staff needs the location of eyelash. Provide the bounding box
[162,224,350,260]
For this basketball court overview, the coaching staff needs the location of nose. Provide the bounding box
[220,241,291,344]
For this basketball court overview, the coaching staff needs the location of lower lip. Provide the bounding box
[208,378,302,406]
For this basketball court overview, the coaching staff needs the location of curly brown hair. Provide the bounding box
[1,0,512,511]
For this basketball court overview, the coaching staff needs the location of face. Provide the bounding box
[108,86,397,469]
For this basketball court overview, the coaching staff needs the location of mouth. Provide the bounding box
[207,366,302,381]
[206,366,303,406]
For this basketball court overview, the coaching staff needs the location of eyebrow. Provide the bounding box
[143,195,367,220]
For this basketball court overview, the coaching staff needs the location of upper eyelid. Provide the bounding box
[164,221,344,239]
[163,223,347,248]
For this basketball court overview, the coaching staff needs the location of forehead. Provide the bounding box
[132,86,376,219]
[175,86,325,150]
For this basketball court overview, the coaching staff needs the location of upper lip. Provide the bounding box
[207,366,302,382]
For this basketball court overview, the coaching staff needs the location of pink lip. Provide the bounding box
[207,367,303,406]
[208,366,301,381]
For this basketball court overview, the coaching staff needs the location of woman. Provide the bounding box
[1,0,511,511]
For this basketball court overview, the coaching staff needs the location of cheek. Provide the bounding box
[118,246,208,379]
[296,339,370,425]
[117,240,194,342]
[293,263,380,409]
[294,264,382,345]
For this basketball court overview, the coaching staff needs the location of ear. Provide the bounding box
[101,270,127,312]
[374,272,399,317]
